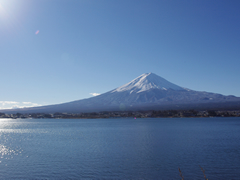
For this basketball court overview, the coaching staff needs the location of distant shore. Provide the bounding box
[1,109,240,119]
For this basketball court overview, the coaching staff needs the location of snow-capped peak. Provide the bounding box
[112,73,185,93]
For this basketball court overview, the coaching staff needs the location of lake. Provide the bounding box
[0,117,239,179]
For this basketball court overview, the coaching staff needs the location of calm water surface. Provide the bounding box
[0,117,239,179]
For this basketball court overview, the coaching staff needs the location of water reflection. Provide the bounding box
[0,144,21,160]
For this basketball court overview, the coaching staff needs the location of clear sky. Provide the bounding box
[0,0,240,109]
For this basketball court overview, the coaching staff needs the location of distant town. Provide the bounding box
[0,109,240,119]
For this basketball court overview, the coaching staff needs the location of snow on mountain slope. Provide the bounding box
[111,73,185,93]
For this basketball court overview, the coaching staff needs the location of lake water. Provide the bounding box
[0,117,239,179]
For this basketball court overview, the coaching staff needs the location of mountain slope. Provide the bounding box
[2,73,240,113]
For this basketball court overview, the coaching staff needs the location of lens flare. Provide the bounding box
[35,30,39,35]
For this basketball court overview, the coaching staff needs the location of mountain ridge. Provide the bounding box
[1,73,240,113]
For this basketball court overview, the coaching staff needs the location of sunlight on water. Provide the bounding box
[0,144,15,156]
[0,129,48,133]
[0,144,21,161]
[0,119,24,164]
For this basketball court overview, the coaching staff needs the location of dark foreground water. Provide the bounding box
[0,117,239,179]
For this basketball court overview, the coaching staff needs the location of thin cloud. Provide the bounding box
[90,93,100,96]
[0,101,42,110]
[23,102,32,104]
[0,101,18,106]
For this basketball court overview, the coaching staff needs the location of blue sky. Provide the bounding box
[0,0,240,109]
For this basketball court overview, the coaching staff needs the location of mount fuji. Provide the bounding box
[2,73,240,113]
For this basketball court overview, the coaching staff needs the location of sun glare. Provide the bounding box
[0,0,12,7]
[0,0,25,17]
[0,3,4,13]
[0,1,9,20]
[0,0,28,31]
